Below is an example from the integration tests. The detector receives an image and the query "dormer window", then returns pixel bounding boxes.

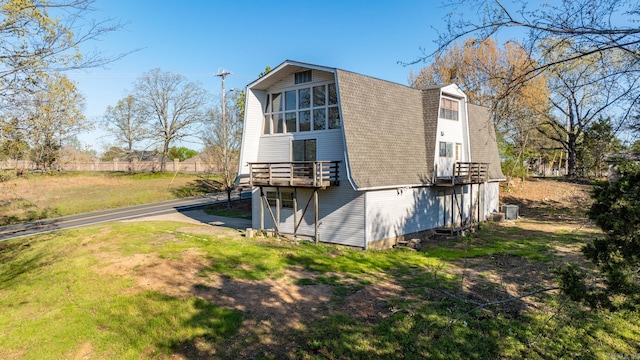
[440,97,459,121]
[295,70,312,84]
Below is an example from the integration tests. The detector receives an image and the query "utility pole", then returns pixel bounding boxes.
[216,69,232,206]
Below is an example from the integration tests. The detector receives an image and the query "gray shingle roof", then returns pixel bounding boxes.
[467,103,505,181]
[337,69,433,189]
[337,70,504,189]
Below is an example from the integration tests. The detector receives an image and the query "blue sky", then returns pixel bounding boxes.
[69,0,468,152]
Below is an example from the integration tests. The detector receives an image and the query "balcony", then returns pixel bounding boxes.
[249,161,340,188]
[434,162,489,186]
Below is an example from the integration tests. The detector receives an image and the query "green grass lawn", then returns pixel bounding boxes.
[0,171,221,225]
[1,219,638,359]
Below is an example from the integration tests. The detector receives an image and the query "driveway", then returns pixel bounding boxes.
[128,207,252,230]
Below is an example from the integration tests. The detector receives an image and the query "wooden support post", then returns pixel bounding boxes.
[289,163,294,186]
[312,162,317,187]
[276,188,281,235]
[293,188,298,239]
[477,183,480,224]
[260,187,264,230]
[450,189,454,226]
[314,189,319,245]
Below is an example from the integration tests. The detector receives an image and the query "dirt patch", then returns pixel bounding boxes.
[501,178,593,220]
[72,342,94,360]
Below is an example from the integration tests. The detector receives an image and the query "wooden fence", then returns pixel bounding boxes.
[0,158,216,173]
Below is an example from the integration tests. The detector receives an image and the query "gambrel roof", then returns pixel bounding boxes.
[336,69,504,189]
[337,69,434,189]
[467,103,505,181]
[241,60,505,190]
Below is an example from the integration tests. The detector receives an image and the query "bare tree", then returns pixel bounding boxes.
[103,94,151,170]
[133,68,208,172]
[539,41,637,176]
[410,1,640,128]
[202,90,243,207]
[415,0,640,81]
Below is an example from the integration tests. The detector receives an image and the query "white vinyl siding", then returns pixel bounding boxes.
[238,89,267,175]
[435,92,468,177]
[365,187,441,243]
[269,70,334,91]
[365,185,491,244]
[257,135,292,162]
[484,181,501,217]
[253,186,365,248]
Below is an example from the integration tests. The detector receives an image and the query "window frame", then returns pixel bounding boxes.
[292,139,317,162]
[294,70,312,84]
[439,96,459,121]
[266,190,277,207]
[263,81,340,135]
[439,141,455,158]
[281,190,294,208]
[265,189,295,209]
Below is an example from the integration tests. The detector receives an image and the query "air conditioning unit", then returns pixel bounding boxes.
[501,205,519,220]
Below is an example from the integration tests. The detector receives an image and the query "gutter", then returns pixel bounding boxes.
[355,183,432,192]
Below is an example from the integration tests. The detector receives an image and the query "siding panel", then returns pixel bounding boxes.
[238,89,267,175]
[252,186,365,248]
[257,135,292,162]
[365,187,441,242]
[270,70,335,92]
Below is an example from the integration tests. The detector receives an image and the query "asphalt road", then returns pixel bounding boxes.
[0,190,251,241]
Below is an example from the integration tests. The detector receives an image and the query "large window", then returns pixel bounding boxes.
[440,97,459,121]
[264,83,340,135]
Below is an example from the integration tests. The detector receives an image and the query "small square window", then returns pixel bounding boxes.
[294,70,312,84]
[281,190,294,208]
[266,191,277,207]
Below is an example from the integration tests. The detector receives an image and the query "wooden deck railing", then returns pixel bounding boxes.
[435,162,489,185]
[249,161,340,188]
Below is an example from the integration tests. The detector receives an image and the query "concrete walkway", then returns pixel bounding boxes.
[128,208,252,230]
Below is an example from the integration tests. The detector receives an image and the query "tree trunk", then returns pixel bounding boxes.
[226,187,232,209]
[567,134,578,177]
[160,140,169,172]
